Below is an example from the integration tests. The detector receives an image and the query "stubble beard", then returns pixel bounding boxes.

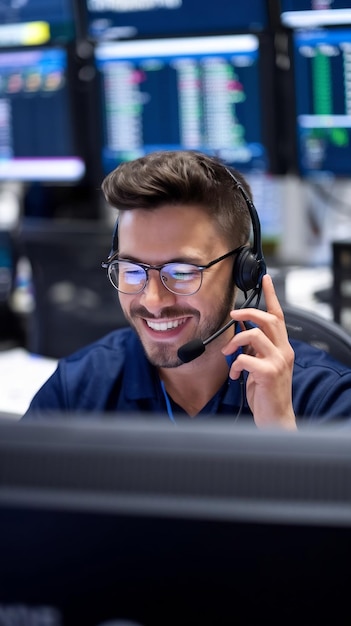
[123,289,235,368]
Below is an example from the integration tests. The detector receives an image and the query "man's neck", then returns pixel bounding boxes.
[159,349,230,417]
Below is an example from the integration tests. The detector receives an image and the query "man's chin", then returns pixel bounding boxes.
[144,343,183,369]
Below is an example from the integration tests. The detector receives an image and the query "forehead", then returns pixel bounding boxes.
[118,204,227,259]
[118,203,210,229]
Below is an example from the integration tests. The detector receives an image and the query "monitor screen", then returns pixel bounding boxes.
[0,0,76,47]
[0,47,85,182]
[95,34,277,176]
[1,418,351,625]
[85,0,269,42]
[291,28,351,176]
[280,0,351,28]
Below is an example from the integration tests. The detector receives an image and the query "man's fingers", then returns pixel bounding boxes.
[261,274,285,320]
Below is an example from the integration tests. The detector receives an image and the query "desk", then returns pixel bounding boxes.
[283,266,333,320]
[0,348,57,418]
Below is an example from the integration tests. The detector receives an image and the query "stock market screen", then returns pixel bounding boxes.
[95,34,270,175]
[292,28,351,176]
[0,47,85,181]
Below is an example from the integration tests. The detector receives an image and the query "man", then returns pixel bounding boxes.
[24,150,351,426]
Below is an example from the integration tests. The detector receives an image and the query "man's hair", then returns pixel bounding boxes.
[101,150,252,247]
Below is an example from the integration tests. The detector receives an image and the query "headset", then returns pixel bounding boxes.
[224,167,266,296]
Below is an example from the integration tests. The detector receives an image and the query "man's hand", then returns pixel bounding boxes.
[221,274,296,430]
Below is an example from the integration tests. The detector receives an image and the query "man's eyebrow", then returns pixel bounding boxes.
[118,254,204,265]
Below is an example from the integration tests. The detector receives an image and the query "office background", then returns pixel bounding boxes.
[1,0,351,375]
[2,4,351,619]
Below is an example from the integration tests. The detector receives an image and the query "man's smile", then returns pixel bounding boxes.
[145,318,188,332]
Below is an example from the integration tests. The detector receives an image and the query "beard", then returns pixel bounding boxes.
[122,288,235,369]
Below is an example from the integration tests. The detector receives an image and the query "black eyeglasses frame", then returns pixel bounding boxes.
[102,245,243,296]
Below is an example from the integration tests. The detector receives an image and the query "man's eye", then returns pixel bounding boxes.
[125,269,143,276]
[169,266,199,281]
[123,269,145,282]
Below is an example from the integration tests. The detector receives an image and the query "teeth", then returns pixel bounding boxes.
[146,319,185,332]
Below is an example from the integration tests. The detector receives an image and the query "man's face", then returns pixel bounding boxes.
[117,204,236,368]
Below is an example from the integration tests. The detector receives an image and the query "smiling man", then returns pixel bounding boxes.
[117,203,236,369]
[23,150,351,427]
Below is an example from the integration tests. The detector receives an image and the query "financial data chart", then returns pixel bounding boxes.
[292,28,351,176]
[0,48,85,181]
[95,35,269,175]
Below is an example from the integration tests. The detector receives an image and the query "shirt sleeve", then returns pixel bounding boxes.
[23,364,69,419]
[291,339,351,424]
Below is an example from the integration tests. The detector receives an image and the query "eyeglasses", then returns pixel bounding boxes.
[102,247,242,296]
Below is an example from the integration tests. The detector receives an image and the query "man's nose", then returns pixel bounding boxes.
[140,269,176,309]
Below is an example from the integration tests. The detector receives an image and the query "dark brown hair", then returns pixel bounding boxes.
[101,150,252,248]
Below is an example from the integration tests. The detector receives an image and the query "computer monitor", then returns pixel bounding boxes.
[85,0,269,42]
[19,218,127,358]
[0,0,77,47]
[290,27,351,176]
[0,46,85,182]
[94,33,278,176]
[1,417,351,626]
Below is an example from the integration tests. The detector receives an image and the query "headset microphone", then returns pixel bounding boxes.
[177,319,235,363]
[177,167,266,364]
[178,292,259,363]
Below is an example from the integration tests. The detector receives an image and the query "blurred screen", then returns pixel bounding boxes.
[85,0,269,41]
[292,28,351,176]
[0,47,85,182]
[95,34,273,175]
[0,0,76,47]
[280,0,351,28]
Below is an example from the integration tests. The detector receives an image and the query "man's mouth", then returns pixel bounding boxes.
[146,318,187,332]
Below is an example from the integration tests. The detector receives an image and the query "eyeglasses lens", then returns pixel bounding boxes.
[108,261,202,295]
[162,264,201,295]
[109,261,146,293]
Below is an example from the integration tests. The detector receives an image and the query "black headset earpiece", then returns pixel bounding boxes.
[107,218,119,259]
[224,168,266,294]
[234,245,263,293]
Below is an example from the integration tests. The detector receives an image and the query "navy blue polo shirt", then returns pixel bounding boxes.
[23,326,351,424]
